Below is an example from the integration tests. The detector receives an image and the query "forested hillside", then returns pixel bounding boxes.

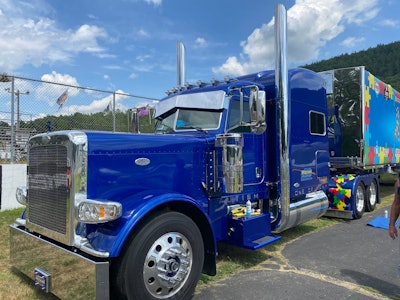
[303,41,400,91]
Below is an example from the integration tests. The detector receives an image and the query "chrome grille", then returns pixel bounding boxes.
[28,145,68,234]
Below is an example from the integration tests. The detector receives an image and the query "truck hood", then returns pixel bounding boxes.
[84,131,213,203]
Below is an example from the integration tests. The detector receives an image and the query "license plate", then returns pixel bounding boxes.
[34,268,51,293]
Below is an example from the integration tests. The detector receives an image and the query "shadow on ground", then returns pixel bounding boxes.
[341,269,400,300]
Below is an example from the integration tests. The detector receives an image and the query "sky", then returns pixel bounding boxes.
[0,0,399,117]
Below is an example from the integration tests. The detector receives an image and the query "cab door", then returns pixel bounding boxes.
[227,90,265,186]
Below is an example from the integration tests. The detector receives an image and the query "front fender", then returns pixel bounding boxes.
[86,193,212,257]
[110,193,211,256]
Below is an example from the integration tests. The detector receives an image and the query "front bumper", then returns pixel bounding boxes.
[10,224,109,300]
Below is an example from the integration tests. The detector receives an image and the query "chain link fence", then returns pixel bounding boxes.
[0,74,159,163]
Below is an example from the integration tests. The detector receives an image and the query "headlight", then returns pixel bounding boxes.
[76,199,122,223]
[16,186,27,205]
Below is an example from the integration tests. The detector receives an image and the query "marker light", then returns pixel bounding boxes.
[224,76,233,83]
[16,186,27,205]
[184,82,194,90]
[76,200,122,224]
[210,78,219,86]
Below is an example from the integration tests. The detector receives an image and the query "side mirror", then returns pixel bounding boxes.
[129,106,154,133]
[249,89,266,134]
[129,109,139,133]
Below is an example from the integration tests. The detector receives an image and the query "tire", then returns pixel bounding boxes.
[354,182,365,219]
[365,179,378,212]
[114,211,204,300]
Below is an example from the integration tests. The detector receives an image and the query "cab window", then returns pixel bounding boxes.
[310,111,326,135]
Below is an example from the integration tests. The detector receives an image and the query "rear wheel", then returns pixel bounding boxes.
[365,179,378,212]
[354,182,365,219]
[114,211,204,300]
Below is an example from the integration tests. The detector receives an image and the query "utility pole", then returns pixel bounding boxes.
[5,88,29,130]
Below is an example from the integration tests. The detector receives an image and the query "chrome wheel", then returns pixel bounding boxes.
[354,183,365,219]
[144,232,192,298]
[366,180,377,212]
[114,211,204,300]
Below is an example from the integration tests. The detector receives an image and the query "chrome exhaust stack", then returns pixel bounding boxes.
[274,3,291,232]
[176,41,186,89]
[273,4,328,232]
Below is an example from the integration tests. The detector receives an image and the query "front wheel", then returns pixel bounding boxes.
[354,182,365,219]
[114,211,204,300]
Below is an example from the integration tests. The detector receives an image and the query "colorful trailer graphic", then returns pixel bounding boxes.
[364,70,400,165]
[321,66,400,168]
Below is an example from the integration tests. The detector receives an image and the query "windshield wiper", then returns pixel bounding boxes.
[187,126,208,134]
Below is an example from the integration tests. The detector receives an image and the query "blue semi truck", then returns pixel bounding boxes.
[9,4,399,300]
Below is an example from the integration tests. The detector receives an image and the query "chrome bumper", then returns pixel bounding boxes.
[9,224,109,300]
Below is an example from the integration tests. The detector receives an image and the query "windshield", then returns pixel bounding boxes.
[155,108,221,133]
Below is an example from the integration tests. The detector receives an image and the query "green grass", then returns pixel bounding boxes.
[0,184,395,298]
[0,208,58,299]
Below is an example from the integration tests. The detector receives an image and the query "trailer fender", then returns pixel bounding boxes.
[328,173,380,219]
[328,174,357,212]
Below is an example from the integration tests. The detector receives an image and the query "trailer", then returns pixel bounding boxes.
[321,66,400,218]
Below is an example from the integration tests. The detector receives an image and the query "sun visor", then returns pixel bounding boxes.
[155,90,226,118]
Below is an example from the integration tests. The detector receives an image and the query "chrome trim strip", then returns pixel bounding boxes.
[74,235,110,258]
[360,66,366,164]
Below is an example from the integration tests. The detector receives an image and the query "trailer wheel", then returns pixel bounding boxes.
[115,211,204,300]
[354,182,365,219]
[365,179,378,212]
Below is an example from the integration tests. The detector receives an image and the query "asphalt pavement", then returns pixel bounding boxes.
[193,205,400,300]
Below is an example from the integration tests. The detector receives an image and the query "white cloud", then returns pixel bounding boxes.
[138,29,150,38]
[340,37,365,48]
[69,24,107,53]
[213,0,380,76]
[41,71,80,87]
[381,19,399,28]
[213,57,245,76]
[144,0,162,7]
[21,72,141,118]
[129,73,139,79]
[57,89,131,115]
[136,54,151,62]
[0,2,108,72]
[133,64,155,73]
[104,65,124,70]
[37,71,80,106]
[194,37,207,48]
